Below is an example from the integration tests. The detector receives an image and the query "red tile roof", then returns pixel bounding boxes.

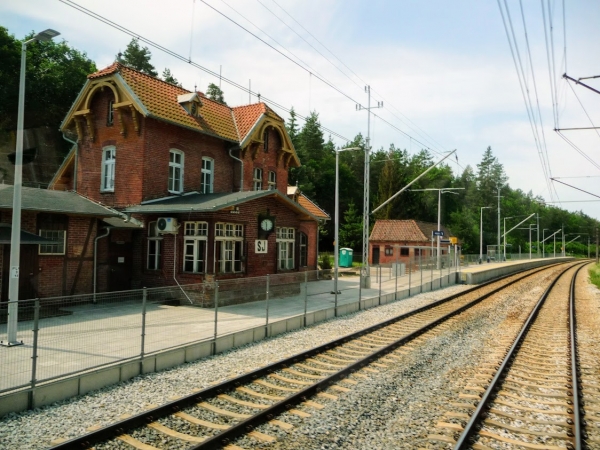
[298,194,330,220]
[370,220,452,242]
[87,63,277,144]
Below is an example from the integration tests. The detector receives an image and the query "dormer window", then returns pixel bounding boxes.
[107,100,114,126]
[263,128,269,152]
[177,93,202,118]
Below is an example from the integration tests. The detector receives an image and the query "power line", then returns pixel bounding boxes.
[554,131,600,171]
[202,0,460,167]
[58,0,351,142]
[564,78,600,140]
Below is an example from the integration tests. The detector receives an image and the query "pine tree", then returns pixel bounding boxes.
[286,107,299,149]
[119,38,157,76]
[162,68,181,86]
[339,201,363,250]
[206,83,226,104]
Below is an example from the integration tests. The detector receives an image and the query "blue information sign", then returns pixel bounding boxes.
[433,230,444,237]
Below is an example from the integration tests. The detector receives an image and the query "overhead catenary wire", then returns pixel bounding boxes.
[58,0,351,142]
[497,0,556,201]
[207,0,454,162]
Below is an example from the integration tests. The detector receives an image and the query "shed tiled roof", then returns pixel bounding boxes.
[86,63,277,144]
[0,185,120,217]
[370,220,452,242]
[298,194,330,220]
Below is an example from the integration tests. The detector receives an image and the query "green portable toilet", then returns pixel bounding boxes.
[339,248,353,267]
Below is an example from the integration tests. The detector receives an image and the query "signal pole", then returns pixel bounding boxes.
[356,85,382,288]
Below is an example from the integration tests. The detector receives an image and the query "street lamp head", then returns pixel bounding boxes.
[337,146,362,153]
[34,29,60,41]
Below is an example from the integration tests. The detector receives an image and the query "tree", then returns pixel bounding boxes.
[285,107,299,150]
[339,201,363,250]
[162,68,181,87]
[119,38,157,76]
[206,83,226,104]
[0,27,97,131]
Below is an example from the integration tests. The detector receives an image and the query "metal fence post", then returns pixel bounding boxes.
[378,265,382,305]
[430,255,433,291]
[213,282,219,355]
[29,299,40,408]
[265,275,270,337]
[408,256,412,296]
[140,288,147,361]
[439,258,442,290]
[419,252,423,293]
[304,271,308,327]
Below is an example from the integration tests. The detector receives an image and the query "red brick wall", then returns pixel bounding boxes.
[242,127,289,192]
[138,195,318,287]
[0,211,104,299]
[369,240,450,265]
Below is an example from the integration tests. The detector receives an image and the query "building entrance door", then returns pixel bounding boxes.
[108,241,132,292]
[2,245,39,301]
[372,246,380,265]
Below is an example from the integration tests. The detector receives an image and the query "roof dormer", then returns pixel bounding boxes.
[177,92,202,118]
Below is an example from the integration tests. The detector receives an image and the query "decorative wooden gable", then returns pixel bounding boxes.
[240,114,299,169]
[61,73,145,141]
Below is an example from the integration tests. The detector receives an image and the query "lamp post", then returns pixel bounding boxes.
[542,228,548,258]
[529,223,534,259]
[334,147,362,315]
[480,206,491,263]
[5,29,60,347]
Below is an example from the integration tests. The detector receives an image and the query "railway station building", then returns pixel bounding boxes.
[0,62,328,299]
[369,219,454,265]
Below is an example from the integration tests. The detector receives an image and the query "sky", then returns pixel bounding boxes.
[2,0,600,223]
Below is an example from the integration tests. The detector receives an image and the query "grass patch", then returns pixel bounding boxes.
[589,263,600,289]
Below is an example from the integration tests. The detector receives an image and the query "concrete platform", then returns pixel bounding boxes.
[0,257,571,416]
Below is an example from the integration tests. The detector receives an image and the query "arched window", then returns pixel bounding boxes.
[263,128,269,152]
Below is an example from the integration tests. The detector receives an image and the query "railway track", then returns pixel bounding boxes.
[50,263,569,450]
[429,261,593,449]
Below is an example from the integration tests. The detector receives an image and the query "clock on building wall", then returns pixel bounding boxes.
[258,211,275,239]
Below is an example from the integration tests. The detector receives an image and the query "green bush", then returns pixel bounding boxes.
[319,254,332,270]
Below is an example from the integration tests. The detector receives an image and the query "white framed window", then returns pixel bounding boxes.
[101,146,116,192]
[253,167,263,191]
[39,230,66,255]
[201,157,214,193]
[268,171,276,190]
[276,227,295,270]
[183,221,208,274]
[169,149,184,193]
[214,222,244,273]
[147,221,162,270]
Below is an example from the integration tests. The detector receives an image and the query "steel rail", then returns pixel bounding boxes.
[51,263,563,450]
[569,263,584,449]
[453,261,587,449]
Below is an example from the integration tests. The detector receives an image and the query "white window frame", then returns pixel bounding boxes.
[101,146,116,192]
[183,221,208,274]
[39,230,66,255]
[201,157,214,193]
[147,221,162,270]
[276,227,295,270]
[253,167,263,191]
[268,171,276,190]
[214,222,244,274]
[169,149,184,194]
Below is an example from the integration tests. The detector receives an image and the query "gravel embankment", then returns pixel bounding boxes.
[240,266,568,449]
[0,285,470,450]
